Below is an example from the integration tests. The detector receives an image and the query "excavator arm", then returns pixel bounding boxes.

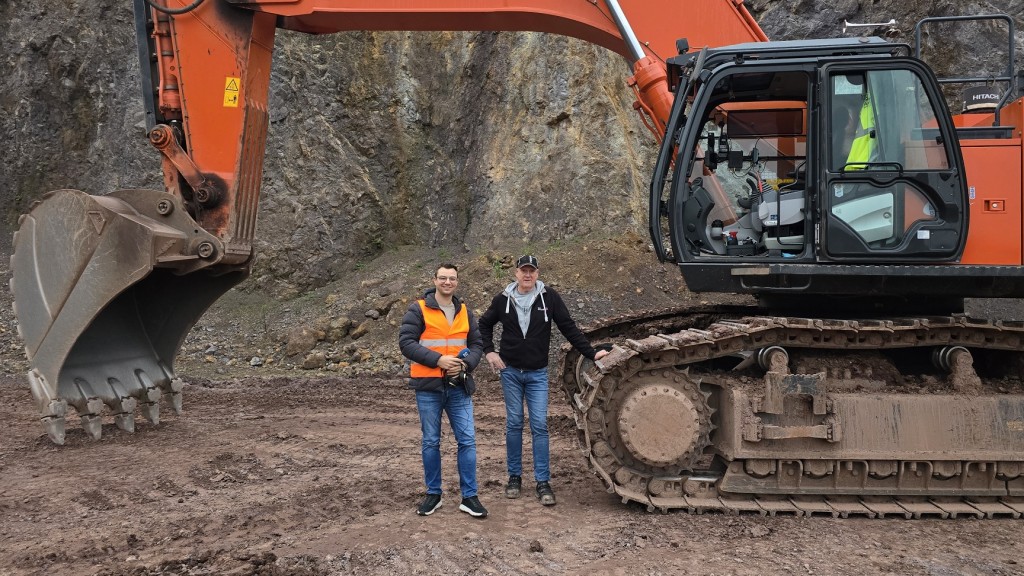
[11,0,766,443]
[136,0,765,251]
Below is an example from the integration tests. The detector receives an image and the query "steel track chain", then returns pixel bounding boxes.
[558,311,1024,518]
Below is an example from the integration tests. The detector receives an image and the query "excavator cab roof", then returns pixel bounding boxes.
[666,37,909,95]
[669,37,907,72]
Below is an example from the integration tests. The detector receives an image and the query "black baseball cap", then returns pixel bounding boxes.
[516,255,539,269]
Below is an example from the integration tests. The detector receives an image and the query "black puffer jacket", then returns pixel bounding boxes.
[398,289,484,394]
[478,283,596,370]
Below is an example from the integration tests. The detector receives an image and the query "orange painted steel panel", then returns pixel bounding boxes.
[952,100,1024,131]
[237,0,768,60]
[155,1,277,242]
[960,140,1022,265]
[947,100,1024,266]
[161,0,767,244]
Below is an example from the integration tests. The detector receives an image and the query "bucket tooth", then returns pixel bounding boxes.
[39,396,68,418]
[105,376,138,432]
[140,398,161,425]
[36,396,68,444]
[169,393,183,414]
[42,416,66,445]
[135,370,164,425]
[113,396,138,432]
[168,379,184,414]
[105,379,135,415]
[80,414,103,440]
[70,380,100,408]
[76,396,106,440]
[82,396,105,417]
[134,368,164,425]
[114,412,136,433]
[118,395,139,413]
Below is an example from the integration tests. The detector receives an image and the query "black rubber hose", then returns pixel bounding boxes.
[143,0,206,15]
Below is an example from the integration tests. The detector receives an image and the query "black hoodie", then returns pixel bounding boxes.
[478,283,597,370]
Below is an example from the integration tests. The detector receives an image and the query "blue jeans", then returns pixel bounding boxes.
[500,367,550,482]
[415,387,477,498]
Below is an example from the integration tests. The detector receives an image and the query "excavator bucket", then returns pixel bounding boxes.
[10,188,247,444]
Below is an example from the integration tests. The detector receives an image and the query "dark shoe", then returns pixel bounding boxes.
[416,493,442,516]
[536,481,556,506]
[505,475,522,499]
[459,496,488,518]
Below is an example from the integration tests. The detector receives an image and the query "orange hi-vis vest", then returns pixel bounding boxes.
[410,299,469,378]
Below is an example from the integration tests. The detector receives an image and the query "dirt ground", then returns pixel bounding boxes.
[2,370,1023,576]
[2,233,1024,576]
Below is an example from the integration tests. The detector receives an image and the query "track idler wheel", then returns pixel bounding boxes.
[607,368,713,471]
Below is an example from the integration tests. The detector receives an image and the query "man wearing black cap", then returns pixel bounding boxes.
[479,255,609,506]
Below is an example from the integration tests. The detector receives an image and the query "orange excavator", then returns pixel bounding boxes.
[12,1,1024,518]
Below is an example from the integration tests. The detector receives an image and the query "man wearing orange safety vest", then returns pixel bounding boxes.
[398,263,487,519]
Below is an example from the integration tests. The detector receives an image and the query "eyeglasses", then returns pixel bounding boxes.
[435,276,458,283]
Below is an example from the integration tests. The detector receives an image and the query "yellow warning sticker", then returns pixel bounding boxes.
[223,77,240,108]
[1009,420,1024,432]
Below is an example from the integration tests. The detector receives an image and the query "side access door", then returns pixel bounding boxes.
[819,64,967,261]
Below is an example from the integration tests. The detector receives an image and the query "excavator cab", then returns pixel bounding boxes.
[649,38,991,311]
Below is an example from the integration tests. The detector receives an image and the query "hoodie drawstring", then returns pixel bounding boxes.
[505,291,546,321]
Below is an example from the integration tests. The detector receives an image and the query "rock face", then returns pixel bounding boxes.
[1,0,1022,297]
[255,29,653,296]
[0,1,653,297]
[748,1,1024,97]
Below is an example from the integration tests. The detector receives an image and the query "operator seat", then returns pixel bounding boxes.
[682,178,718,254]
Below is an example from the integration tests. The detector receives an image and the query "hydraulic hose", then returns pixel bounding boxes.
[143,0,206,15]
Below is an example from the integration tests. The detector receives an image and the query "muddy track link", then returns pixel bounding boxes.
[558,311,1024,518]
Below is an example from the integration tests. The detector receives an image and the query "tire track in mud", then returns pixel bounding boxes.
[3,373,1024,575]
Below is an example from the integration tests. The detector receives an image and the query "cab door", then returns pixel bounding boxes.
[820,63,967,261]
